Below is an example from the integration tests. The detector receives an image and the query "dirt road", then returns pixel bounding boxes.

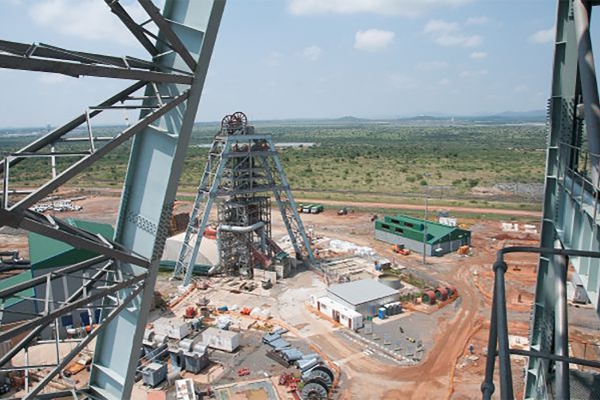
[50,187,540,218]
[295,198,541,217]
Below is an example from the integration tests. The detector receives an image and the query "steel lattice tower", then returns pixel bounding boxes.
[172,112,315,286]
[0,1,224,398]
[483,1,600,399]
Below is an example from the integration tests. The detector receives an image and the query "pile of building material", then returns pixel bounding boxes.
[30,199,83,213]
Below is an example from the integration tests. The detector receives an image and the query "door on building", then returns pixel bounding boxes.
[332,310,340,323]
[348,318,352,329]
[317,302,320,311]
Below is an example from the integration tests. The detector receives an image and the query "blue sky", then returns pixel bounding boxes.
[0,0,591,127]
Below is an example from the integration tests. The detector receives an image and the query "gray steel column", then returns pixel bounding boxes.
[553,239,570,400]
[88,2,225,398]
[574,0,600,187]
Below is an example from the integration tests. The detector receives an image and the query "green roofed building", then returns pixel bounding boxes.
[374,214,470,256]
[29,218,114,272]
[26,219,114,335]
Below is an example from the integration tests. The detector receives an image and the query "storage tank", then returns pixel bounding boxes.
[435,288,448,301]
[422,291,437,305]
[378,274,402,290]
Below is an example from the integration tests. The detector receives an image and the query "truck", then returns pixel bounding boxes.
[310,204,324,214]
[302,204,314,213]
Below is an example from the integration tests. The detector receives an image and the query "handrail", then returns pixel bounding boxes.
[482,246,600,400]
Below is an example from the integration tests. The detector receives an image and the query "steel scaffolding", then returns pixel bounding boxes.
[484,0,600,398]
[172,112,314,286]
[0,1,224,398]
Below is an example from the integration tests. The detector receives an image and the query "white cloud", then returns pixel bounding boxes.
[439,78,451,85]
[303,46,322,61]
[460,69,488,77]
[289,0,472,17]
[466,16,489,25]
[529,27,555,44]
[5,0,22,5]
[415,61,449,71]
[354,29,395,52]
[29,0,147,46]
[424,19,483,47]
[424,20,460,34]
[265,51,283,67]
[470,51,488,59]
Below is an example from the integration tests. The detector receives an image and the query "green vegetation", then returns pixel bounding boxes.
[0,122,547,208]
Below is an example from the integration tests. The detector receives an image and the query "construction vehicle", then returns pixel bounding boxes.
[391,244,410,256]
[337,207,348,216]
[63,356,92,377]
[457,245,470,255]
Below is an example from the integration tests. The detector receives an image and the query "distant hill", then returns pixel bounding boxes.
[494,110,546,118]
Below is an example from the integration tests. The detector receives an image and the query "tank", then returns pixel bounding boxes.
[378,274,402,290]
[435,288,448,301]
[422,291,437,305]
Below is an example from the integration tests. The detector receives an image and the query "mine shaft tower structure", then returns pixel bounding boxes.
[0,1,224,398]
[172,112,315,286]
[483,0,600,399]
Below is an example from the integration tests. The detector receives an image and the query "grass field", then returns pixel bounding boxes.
[1,121,547,209]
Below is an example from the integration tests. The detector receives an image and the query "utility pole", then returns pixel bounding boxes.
[423,183,429,265]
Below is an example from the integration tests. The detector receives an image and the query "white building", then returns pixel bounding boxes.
[326,279,400,316]
[310,296,363,330]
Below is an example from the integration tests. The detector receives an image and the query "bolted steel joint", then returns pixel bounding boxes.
[493,260,508,273]
[481,381,495,397]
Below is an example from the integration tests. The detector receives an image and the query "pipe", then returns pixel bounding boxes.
[493,260,514,399]
[219,221,265,233]
[553,240,570,399]
[216,221,266,266]
[481,283,497,400]
[574,0,600,188]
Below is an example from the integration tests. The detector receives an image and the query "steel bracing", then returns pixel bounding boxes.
[172,113,314,286]
[0,1,225,398]
[483,1,600,398]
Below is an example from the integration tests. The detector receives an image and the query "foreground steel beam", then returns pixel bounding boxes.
[0,81,146,174]
[574,0,600,188]
[89,2,225,398]
[0,273,145,344]
[24,284,144,400]
[0,1,225,399]
[10,91,188,210]
[0,54,193,84]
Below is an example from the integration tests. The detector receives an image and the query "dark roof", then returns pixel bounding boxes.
[327,279,398,306]
[28,219,114,270]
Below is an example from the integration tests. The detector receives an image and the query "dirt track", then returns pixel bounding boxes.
[295,198,541,217]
